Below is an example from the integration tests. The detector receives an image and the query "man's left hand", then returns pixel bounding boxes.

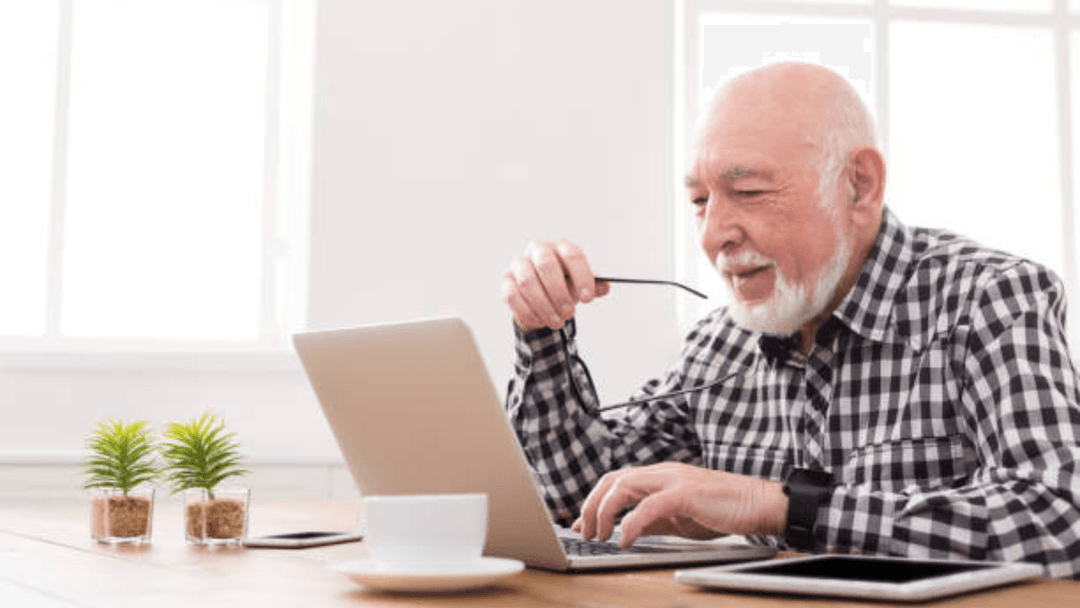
[571,462,789,547]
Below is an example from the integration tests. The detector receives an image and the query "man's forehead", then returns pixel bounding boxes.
[685,122,815,187]
[698,90,815,148]
[701,112,808,147]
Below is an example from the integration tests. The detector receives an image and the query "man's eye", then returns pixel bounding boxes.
[736,190,767,198]
[691,196,708,207]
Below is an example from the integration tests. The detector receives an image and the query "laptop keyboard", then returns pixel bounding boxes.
[560,536,681,556]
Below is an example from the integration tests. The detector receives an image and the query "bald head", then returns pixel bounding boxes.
[699,62,877,200]
[705,62,875,144]
[687,62,887,343]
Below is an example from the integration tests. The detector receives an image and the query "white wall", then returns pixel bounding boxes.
[308,0,681,400]
[0,0,684,497]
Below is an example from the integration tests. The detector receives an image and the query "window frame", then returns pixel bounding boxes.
[0,0,314,367]
[675,0,1079,354]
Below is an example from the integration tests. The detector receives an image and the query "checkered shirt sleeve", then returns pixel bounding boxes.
[505,209,1080,578]
[504,318,712,525]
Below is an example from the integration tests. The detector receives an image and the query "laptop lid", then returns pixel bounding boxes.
[294,317,571,570]
[293,317,775,571]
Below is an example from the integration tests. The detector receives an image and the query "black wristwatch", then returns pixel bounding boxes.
[782,467,835,551]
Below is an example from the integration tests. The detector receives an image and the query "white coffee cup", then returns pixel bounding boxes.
[363,493,488,566]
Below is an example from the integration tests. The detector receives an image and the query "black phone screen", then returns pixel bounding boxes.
[263,531,343,540]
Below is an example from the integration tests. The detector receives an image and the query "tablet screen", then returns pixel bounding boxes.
[734,555,994,583]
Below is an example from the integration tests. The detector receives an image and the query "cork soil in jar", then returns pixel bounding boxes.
[184,488,249,544]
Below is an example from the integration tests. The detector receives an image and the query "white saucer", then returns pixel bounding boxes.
[329,557,525,593]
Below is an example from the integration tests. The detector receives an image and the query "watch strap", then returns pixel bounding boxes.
[783,467,834,551]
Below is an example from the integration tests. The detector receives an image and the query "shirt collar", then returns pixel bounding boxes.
[831,207,913,345]
[751,208,914,363]
[757,332,801,364]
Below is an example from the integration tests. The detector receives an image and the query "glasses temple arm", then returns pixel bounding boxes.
[594,276,708,300]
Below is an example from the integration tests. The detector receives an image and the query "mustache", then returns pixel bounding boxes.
[714,250,776,273]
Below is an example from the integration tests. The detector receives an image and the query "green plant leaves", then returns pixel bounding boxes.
[159,412,251,496]
[82,413,250,497]
[82,419,158,495]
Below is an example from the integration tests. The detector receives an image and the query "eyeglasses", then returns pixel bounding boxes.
[595,276,709,300]
[563,275,755,412]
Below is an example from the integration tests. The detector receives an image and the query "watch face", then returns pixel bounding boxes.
[788,468,834,487]
[784,468,835,552]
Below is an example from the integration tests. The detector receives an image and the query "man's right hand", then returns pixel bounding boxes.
[500,239,610,333]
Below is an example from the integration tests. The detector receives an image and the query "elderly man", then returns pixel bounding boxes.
[500,62,1080,577]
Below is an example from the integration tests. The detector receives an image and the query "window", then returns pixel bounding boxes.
[0,0,313,352]
[677,1,1079,354]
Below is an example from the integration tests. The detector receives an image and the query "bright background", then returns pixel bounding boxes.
[1,0,1076,498]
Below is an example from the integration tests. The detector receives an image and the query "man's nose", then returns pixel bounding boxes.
[699,197,743,254]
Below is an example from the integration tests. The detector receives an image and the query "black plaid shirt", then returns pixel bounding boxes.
[506,208,1080,578]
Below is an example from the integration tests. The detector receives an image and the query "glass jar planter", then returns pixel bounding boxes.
[183,487,249,545]
[89,486,154,544]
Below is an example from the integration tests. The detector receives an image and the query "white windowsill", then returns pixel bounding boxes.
[0,451,343,466]
[0,349,303,374]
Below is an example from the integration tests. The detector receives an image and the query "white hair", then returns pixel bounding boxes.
[811,71,878,212]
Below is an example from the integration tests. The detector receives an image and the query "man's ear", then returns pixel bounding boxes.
[846,147,886,226]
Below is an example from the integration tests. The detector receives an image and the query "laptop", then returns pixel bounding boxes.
[293,317,776,571]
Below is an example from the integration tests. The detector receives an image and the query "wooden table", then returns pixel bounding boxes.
[1,498,1078,607]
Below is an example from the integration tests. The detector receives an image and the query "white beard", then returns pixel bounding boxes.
[716,229,852,337]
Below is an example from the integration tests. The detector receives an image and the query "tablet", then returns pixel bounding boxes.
[674,554,1043,602]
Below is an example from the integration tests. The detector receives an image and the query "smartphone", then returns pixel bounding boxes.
[242,530,364,549]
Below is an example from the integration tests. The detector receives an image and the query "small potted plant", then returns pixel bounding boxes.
[83,419,158,544]
[160,412,252,545]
